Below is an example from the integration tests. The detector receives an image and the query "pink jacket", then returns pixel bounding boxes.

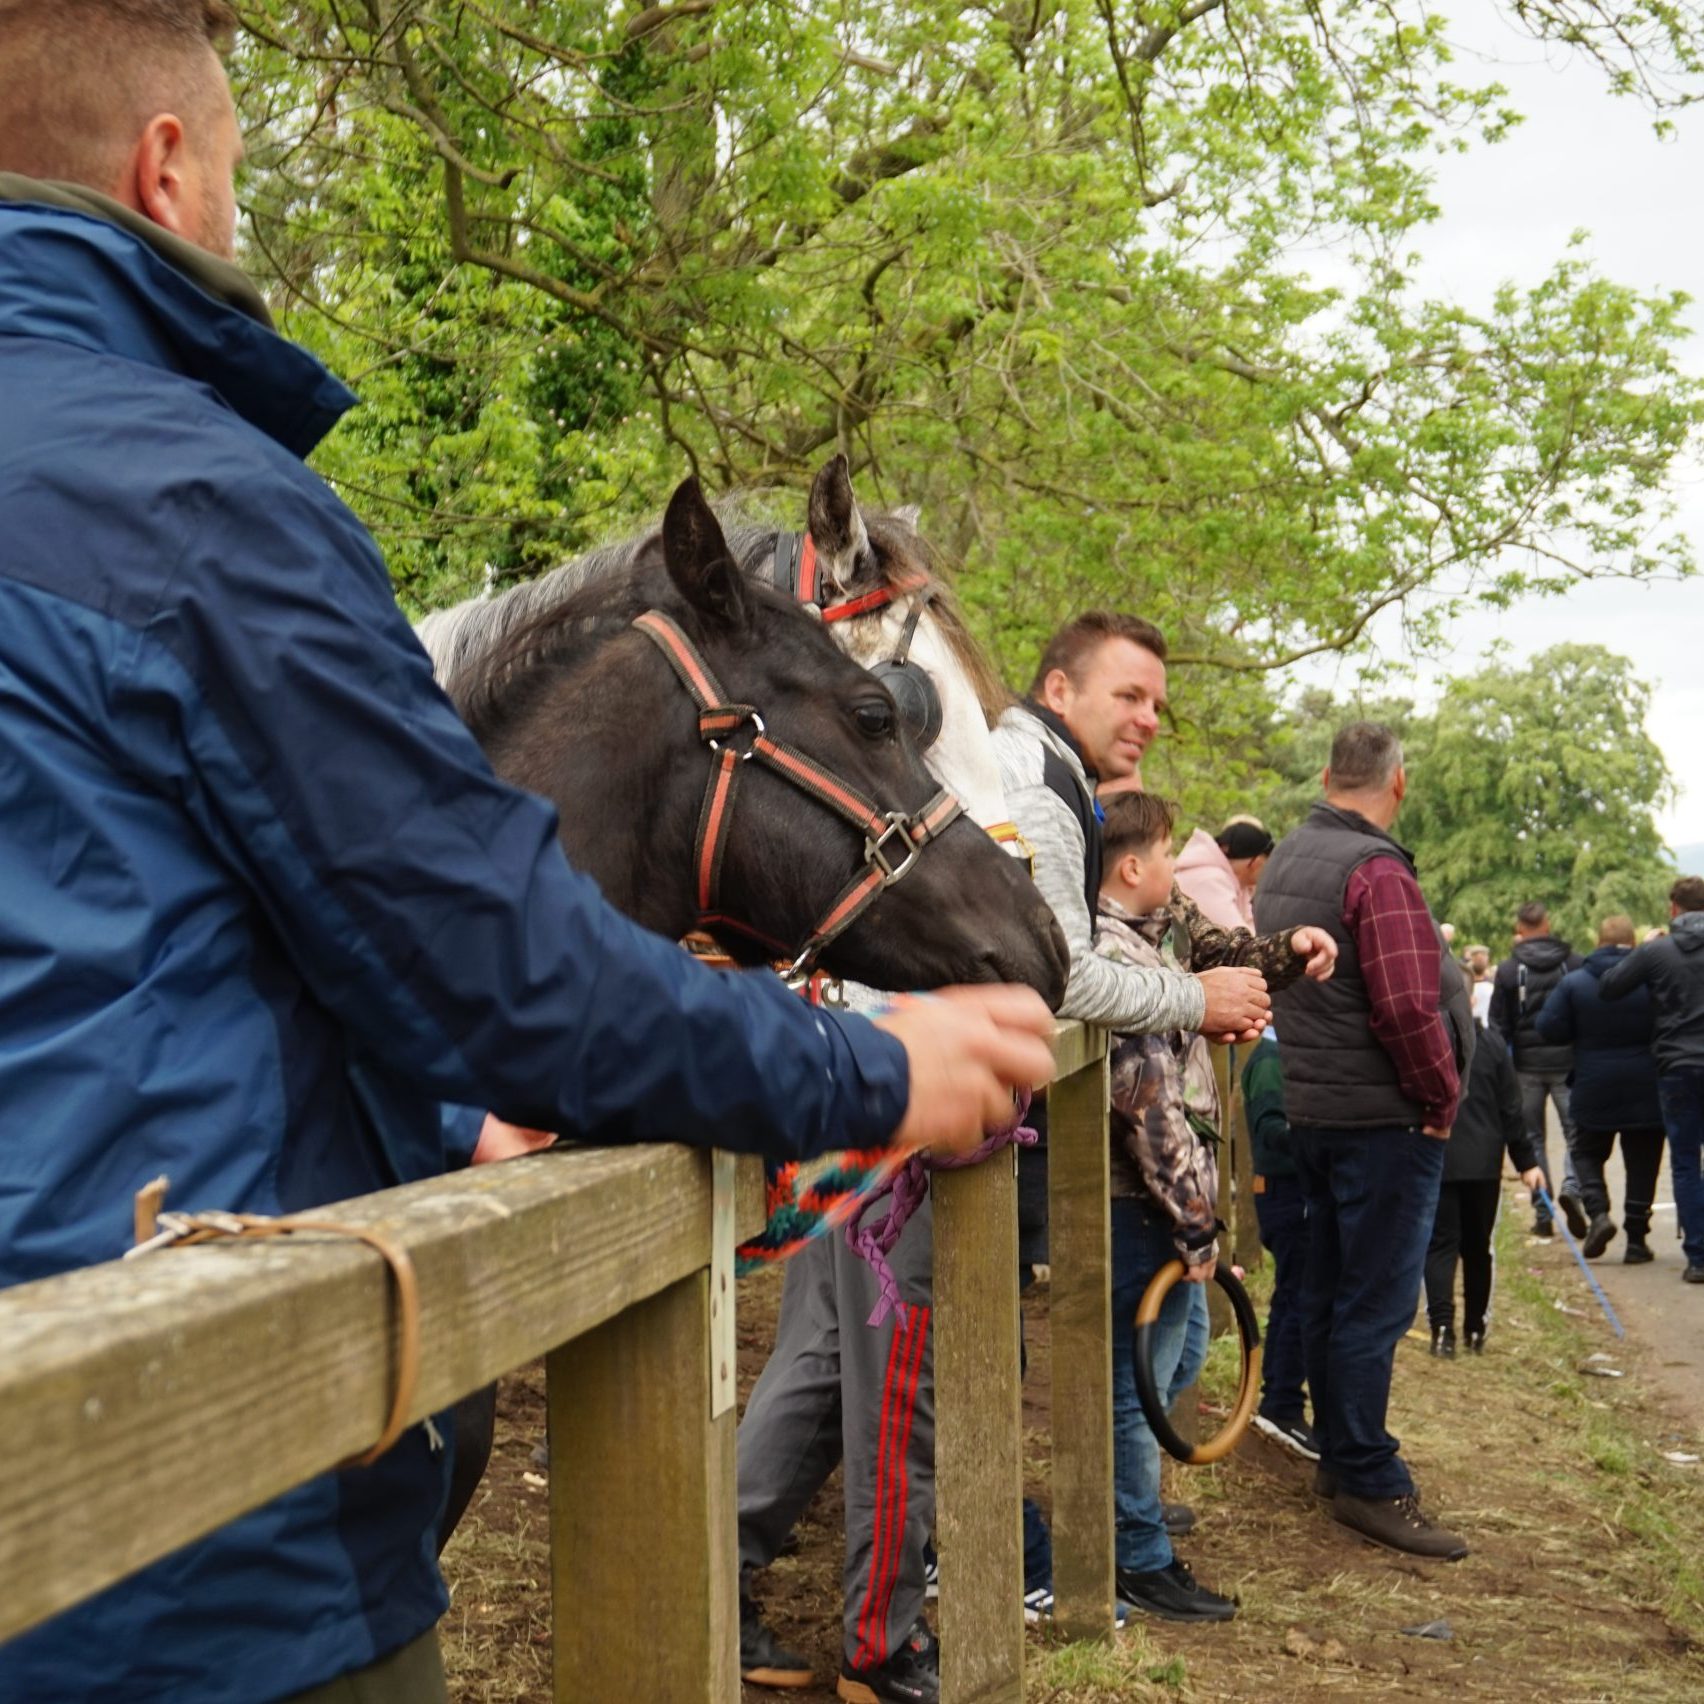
[1173,828,1252,931]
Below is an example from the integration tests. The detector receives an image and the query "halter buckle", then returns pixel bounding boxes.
[865,812,923,885]
[704,708,766,761]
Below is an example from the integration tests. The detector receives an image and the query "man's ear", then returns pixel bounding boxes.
[1393,765,1408,806]
[806,453,873,594]
[661,476,747,628]
[1038,666,1073,715]
[125,113,194,240]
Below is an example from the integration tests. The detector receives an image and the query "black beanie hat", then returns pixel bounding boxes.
[1217,820,1274,860]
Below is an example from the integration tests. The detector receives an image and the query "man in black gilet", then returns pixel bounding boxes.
[1255,724,1475,1561]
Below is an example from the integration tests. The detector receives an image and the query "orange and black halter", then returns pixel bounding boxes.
[633,609,963,978]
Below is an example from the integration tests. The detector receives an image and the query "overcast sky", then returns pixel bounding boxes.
[1295,7,1704,853]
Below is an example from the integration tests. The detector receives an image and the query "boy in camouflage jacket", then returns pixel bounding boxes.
[1094,791,1327,1622]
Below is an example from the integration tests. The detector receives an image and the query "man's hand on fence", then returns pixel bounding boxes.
[875,986,1057,1158]
[1289,927,1338,981]
[1195,964,1271,1045]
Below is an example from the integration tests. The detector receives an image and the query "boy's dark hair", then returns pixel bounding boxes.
[1516,901,1549,929]
[1101,791,1176,864]
[1028,611,1167,697]
[1672,876,1704,914]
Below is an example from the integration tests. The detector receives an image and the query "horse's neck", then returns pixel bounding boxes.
[843,605,1010,829]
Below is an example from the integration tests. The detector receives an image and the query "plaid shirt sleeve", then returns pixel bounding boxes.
[1344,857,1461,1129]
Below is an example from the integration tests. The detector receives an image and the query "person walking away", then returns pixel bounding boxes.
[1599,877,1704,1284]
[1534,916,1665,1263]
[0,11,1057,1700]
[1424,967,1546,1355]
[1254,723,1475,1560]
[1489,904,1584,1237]
[1241,1030,1319,1459]
[1174,816,1274,930]
[1094,792,1320,1620]
[1467,947,1494,1028]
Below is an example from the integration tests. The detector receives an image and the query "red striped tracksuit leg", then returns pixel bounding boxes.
[841,1192,936,1673]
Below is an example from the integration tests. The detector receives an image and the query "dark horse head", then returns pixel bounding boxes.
[435,478,1066,1003]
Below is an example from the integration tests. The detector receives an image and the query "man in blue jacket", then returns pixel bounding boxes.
[1534,916,1665,1263]
[1600,878,1704,1284]
[0,6,1055,1701]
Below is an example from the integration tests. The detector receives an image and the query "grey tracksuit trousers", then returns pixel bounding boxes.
[737,1191,935,1672]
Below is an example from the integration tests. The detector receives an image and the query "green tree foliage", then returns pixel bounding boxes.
[1401,645,1677,944]
[228,0,1704,652]
[1256,648,1677,944]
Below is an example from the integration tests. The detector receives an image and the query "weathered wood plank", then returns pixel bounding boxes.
[549,1269,738,1702]
[934,1147,1025,1704]
[1048,1017,1103,1082]
[0,1143,762,1644]
[1045,1039,1116,1644]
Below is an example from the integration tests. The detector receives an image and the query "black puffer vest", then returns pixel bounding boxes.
[1253,802,1474,1129]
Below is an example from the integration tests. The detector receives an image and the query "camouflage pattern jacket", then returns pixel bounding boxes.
[1096,887,1307,1267]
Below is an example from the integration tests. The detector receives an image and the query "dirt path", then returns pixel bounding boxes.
[441,1184,1704,1703]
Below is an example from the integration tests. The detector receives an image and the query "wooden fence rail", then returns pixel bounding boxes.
[0,1021,1114,1703]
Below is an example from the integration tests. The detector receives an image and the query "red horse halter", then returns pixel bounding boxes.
[633,610,964,978]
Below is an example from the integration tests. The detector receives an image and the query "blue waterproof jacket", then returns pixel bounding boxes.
[1533,945,1661,1131]
[0,189,908,1703]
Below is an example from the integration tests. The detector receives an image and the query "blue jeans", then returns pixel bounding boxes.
[1659,1069,1704,1268]
[1291,1125,1445,1499]
[1111,1201,1196,1573]
[1254,1174,1310,1426]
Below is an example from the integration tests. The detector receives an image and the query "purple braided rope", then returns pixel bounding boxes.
[845,1091,1037,1328]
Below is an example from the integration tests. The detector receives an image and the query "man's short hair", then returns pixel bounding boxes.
[1598,914,1635,947]
[1672,876,1704,914]
[1326,722,1402,792]
[1101,791,1176,865]
[0,0,235,188]
[1029,612,1167,697]
[1516,901,1549,930]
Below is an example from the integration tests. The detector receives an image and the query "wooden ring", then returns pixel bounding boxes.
[1133,1258,1263,1466]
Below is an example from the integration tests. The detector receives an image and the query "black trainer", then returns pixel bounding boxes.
[741,1593,813,1690]
[1163,1501,1197,1536]
[1684,1263,1704,1285]
[1464,1327,1486,1354]
[1429,1324,1455,1359]
[1533,1215,1554,1239]
[1253,1413,1322,1461]
[838,1619,938,1704]
[1625,1239,1654,1265]
[1115,1558,1237,1623]
[1332,1491,1468,1560]
[1582,1213,1617,1259]
[1558,1190,1591,1239]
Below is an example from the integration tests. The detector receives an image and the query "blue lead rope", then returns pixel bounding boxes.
[1533,1185,1626,1339]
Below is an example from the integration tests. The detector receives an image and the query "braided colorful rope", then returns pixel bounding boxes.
[734,1092,1038,1329]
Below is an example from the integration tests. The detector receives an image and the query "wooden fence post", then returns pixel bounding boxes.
[934,1147,1025,1703]
[548,1256,736,1701]
[1045,1032,1115,1644]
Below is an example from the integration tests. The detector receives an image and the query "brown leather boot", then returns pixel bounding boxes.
[1332,1491,1468,1560]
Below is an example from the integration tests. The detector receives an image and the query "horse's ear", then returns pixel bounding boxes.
[662,477,748,627]
[891,503,922,531]
[807,453,874,594]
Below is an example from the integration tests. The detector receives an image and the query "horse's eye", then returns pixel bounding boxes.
[853,701,895,739]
